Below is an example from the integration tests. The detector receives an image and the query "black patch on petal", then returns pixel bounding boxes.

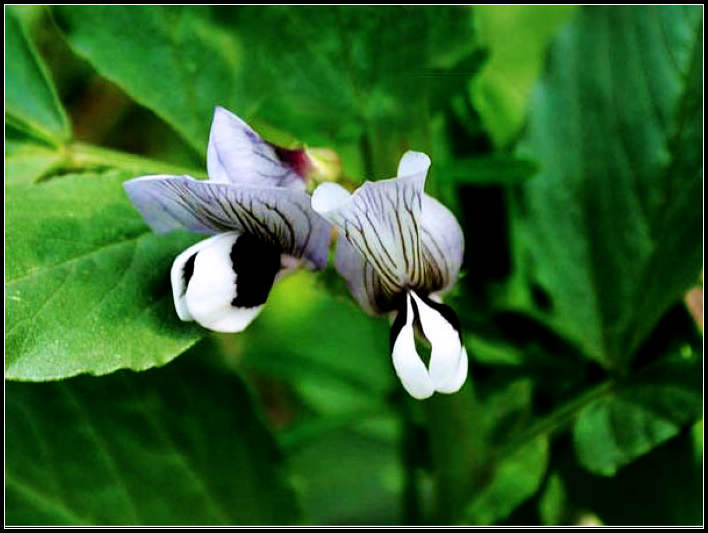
[182,253,197,295]
[389,293,409,354]
[415,291,463,341]
[230,233,282,308]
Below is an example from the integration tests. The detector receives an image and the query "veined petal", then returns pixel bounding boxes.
[420,194,464,295]
[330,193,464,313]
[334,234,391,315]
[410,291,467,393]
[312,151,430,295]
[172,231,286,332]
[390,293,435,399]
[124,175,331,269]
[207,106,306,190]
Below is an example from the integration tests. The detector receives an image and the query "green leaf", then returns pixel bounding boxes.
[239,270,395,419]
[438,155,538,186]
[471,6,576,147]
[5,347,299,525]
[226,6,477,145]
[53,6,248,154]
[512,6,702,368]
[538,472,567,526]
[573,346,702,476]
[5,169,204,380]
[287,428,403,524]
[464,435,549,525]
[5,8,71,144]
[5,137,65,185]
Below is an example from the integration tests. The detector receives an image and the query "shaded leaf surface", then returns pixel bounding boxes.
[5,349,299,525]
[5,170,203,380]
[6,8,70,144]
[573,338,702,476]
[471,5,576,147]
[513,6,703,368]
[53,6,248,153]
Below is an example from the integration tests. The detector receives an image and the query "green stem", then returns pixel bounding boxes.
[423,382,485,524]
[66,142,206,178]
[499,379,614,460]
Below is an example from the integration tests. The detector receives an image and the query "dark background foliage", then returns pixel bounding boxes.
[5,5,703,525]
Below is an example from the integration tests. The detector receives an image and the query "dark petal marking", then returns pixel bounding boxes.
[182,253,197,295]
[230,233,282,308]
[415,291,462,341]
[389,293,409,354]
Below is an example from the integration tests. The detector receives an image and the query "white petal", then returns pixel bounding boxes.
[310,182,352,213]
[410,292,465,393]
[436,346,468,394]
[391,293,435,400]
[170,234,236,321]
[397,150,431,178]
[180,232,277,333]
[207,106,305,190]
[421,194,464,294]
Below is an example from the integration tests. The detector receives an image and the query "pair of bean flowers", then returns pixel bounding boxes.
[124,107,467,400]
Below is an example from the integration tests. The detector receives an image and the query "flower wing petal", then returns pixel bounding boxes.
[410,292,467,394]
[391,293,435,399]
[207,106,305,190]
[124,175,331,269]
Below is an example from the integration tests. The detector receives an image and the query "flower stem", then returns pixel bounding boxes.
[63,142,206,178]
[423,382,486,524]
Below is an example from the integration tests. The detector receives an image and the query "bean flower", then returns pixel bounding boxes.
[312,152,467,399]
[124,107,331,332]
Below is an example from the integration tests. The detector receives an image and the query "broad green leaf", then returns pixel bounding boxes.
[464,435,549,525]
[471,6,576,147]
[573,346,702,476]
[5,8,71,144]
[53,6,248,154]
[5,170,203,380]
[5,138,65,185]
[224,6,477,150]
[5,347,299,525]
[512,6,702,368]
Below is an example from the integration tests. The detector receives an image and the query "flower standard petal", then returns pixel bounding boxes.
[312,154,429,296]
[391,293,435,400]
[207,106,306,190]
[123,175,331,270]
[420,194,465,295]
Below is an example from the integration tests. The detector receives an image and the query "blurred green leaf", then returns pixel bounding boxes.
[464,435,549,525]
[53,6,248,154]
[6,8,71,145]
[5,137,65,185]
[287,428,402,525]
[573,344,702,476]
[538,472,567,526]
[5,170,204,380]
[239,270,394,419]
[512,6,702,369]
[471,6,576,147]
[439,155,538,185]
[5,348,299,525]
